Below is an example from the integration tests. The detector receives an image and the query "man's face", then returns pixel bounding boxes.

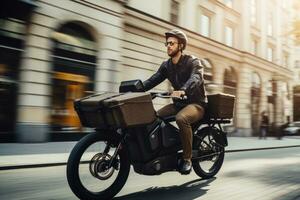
[165,37,180,57]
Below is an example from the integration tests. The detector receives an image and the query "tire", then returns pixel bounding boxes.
[192,127,225,179]
[66,132,130,200]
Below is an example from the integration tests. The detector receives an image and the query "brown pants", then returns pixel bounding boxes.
[157,103,205,161]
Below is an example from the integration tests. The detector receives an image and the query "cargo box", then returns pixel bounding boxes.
[74,93,120,128]
[207,93,235,119]
[103,93,156,127]
[74,92,157,128]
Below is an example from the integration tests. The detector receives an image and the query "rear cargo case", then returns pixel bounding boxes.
[207,93,235,119]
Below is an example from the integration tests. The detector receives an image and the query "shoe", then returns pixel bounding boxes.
[179,160,192,175]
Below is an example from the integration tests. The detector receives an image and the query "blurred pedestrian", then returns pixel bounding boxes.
[259,111,269,139]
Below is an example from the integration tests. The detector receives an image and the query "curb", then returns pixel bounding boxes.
[0,162,67,171]
[1,145,300,171]
[226,145,300,153]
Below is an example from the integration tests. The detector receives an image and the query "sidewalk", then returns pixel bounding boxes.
[0,136,300,170]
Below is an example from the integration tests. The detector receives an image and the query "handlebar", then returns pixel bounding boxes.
[150,92,187,100]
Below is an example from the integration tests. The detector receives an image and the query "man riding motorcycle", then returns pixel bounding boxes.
[143,29,207,174]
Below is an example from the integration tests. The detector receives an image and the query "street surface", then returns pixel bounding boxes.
[0,147,299,200]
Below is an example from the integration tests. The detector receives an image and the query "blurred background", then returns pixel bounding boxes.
[0,0,299,142]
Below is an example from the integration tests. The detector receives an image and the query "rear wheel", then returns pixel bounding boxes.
[66,132,130,200]
[192,127,225,179]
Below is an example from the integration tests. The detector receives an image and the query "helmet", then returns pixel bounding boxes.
[165,29,188,50]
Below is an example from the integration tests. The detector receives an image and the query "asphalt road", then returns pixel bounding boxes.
[0,147,299,200]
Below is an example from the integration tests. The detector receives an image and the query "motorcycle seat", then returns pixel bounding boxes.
[160,115,176,123]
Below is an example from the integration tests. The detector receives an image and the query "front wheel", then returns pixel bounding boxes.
[66,132,130,200]
[192,127,225,179]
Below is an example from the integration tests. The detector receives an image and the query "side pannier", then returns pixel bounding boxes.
[74,93,120,128]
[103,93,156,128]
[74,92,157,128]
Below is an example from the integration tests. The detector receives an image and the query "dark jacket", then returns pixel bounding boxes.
[261,115,269,127]
[143,54,207,106]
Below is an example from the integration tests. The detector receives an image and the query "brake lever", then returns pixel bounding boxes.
[150,92,171,99]
[151,92,187,100]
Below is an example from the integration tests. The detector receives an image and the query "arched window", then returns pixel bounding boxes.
[52,23,96,58]
[252,73,261,88]
[50,22,97,132]
[0,18,26,134]
[201,58,213,94]
[222,67,237,131]
[251,72,261,135]
[223,67,237,95]
[202,58,213,81]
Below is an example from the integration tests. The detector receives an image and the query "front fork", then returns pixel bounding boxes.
[103,130,127,169]
[107,141,123,169]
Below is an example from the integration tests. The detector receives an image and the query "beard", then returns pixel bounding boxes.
[168,46,181,57]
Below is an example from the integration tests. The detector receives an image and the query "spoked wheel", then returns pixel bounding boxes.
[192,127,225,179]
[66,132,130,200]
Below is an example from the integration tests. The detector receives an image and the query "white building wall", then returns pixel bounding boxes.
[128,0,165,20]
[15,0,297,141]
[124,0,295,135]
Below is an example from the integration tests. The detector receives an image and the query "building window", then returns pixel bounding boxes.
[267,13,273,36]
[0,18,25,134]
[200,14,210,37]
[223,67,237,96]
[250,0,257,25]
[267,81,273,97]
[267,47,273,62]
[251,72,261,133]
[225,26,233,47]
[51,22,97,132]
[251,39,258,55]
[224,0,233,8]
[201,59,213,82]
[170,0,179,24]
[0,18,25,42]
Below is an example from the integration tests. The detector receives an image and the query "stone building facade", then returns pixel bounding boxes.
[1,0,126,142]
[0,0,296,142]
[126,0,295,136]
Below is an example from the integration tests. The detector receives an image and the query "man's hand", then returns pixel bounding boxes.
[171,90,185,98]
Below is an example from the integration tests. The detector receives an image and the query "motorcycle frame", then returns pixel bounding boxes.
[96,116,230,176]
